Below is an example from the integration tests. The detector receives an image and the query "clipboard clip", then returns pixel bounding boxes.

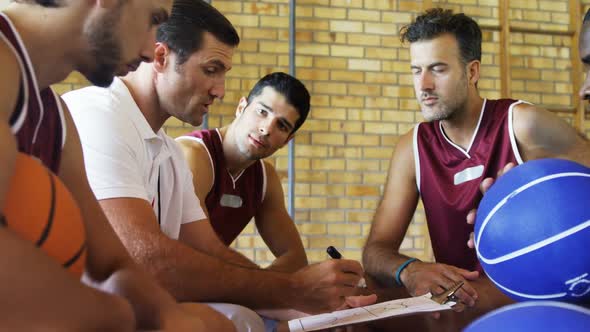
[431,281,464,305]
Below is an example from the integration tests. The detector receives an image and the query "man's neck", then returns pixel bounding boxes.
[439,95,485,150]
[3,6,83,90]
[219,126,258,177]
[121,67,169,134]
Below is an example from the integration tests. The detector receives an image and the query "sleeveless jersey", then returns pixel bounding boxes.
[0,13,66,173]
[414,99,525,272]
[1,13,84,278]
[180,129,266,245]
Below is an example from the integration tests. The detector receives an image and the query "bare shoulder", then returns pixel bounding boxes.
[177,136,210,166]
[397,127,417,153]
[176,136,215,196]
[261,159,278,175]
[512,102,550,121]
[389,127,417,170]
[261,160,280,186]
[0,39,21,119]
[512,103,587,162]
[260,160,285,201]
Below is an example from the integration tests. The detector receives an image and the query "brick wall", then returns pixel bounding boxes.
[53,0,586,266]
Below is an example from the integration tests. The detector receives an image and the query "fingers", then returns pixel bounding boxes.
[344,294,377,308]
[466,209,476,225]
[467,231,475,249]
[479,177,495,194]
[440,268,479,306]
[332,259,364,277]
[460,270,480,281]
[480,163,516,195]
[499,162,515,177]
[466,209,477,249]
[451,301,466,313]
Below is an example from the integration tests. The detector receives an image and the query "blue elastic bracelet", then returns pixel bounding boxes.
[394,258,419,286]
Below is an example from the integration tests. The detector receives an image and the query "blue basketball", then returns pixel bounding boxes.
[474,158,590,303]
[463,301,590,332]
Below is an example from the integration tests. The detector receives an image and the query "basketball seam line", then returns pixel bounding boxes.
[36,169,55,246]
[63,242,86,268]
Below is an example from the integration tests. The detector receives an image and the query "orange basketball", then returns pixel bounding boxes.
[4,153,87,277]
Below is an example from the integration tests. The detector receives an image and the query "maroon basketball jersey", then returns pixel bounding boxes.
[414,99,525,272]
[181,129,266,245]
[1,13,65,173]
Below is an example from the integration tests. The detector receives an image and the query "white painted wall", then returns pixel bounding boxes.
[0,0,9,9]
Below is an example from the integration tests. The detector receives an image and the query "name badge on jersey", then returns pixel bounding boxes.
[220,194,243,208]
[454,165,484,185]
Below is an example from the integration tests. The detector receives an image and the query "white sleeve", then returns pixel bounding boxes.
[180,150,207,224]
[64,90,149,201]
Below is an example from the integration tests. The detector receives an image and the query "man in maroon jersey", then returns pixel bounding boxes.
[0,1,232,330]
[363,8,590,314]
[177,72,309,273]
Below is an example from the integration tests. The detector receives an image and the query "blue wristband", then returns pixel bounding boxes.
[395,258,419,286]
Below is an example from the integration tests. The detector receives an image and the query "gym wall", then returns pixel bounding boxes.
[48,0,590,266]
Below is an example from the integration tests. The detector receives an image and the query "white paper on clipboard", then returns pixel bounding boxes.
[288,294,454,332]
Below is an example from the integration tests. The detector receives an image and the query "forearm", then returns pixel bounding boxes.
[266,250,308,273]
[217,246,260,269]
[0,229,135,331]
[363,241,414,287]
[131,232,294,309]
[85,262,179,330]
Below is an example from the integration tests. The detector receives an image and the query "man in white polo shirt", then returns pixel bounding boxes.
[65,1,371,331]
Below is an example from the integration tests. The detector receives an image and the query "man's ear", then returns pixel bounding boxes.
[468,60,480,86]
[153,43,170,73]
[235,97,248,117]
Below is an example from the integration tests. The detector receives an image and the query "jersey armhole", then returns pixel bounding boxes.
[412,123,421,194]
[176,136,216,186]
[0,31,28,134]
[260,160,268,203]
[508,100,530,165]
[51,89,67,148]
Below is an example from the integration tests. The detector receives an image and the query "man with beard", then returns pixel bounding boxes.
[363,8,590,314]
[0,0,232,330]
[65,1,373,330]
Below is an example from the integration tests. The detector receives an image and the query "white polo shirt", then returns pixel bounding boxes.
[63,77,205,239]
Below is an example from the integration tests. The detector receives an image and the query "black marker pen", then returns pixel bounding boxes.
[326,246,367,288]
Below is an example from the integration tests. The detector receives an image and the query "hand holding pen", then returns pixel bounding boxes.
[327,246,367,288]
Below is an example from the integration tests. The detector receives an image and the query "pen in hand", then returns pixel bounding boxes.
[326,246,367,288]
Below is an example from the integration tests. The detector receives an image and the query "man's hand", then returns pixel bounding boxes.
[400,261,479,310]
[467,163,516,249]
[341,294,378,309]
[289,259,370,313]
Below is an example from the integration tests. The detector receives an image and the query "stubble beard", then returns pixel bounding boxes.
[83,6,123,87]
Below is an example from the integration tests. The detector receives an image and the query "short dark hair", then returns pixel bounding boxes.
[584,8,590,24]
[400,8,482,64]
[156,0,239,65]
[247,72,311,134]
